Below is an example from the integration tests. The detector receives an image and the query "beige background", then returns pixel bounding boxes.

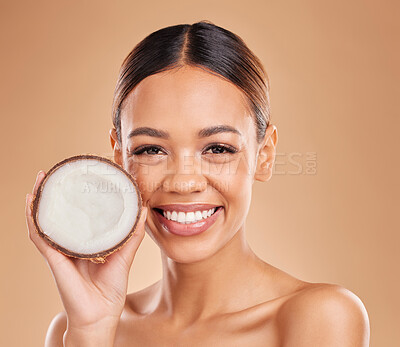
[1,0,398,346]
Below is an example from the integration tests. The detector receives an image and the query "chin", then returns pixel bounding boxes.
[160,241,225,264]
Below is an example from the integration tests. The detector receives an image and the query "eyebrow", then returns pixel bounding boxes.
[127,125,242,139]
[127,127,169,139]
[198,125,242,138]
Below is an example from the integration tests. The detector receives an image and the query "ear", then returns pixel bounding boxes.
[109,128,123,166]
[254,124,278,182]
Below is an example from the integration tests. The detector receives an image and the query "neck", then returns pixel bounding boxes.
[155,226,269,325]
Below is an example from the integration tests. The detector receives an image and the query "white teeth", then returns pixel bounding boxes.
[177,212,186,223]
[162,207,219,224]
[195,211,203,221]
[185,212,195,224]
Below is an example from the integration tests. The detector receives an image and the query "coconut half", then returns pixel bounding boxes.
[31,155,142,263]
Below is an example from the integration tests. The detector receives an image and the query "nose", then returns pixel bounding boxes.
[162,153,208,194]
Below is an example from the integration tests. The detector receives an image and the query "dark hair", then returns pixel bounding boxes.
[112,20,271,145]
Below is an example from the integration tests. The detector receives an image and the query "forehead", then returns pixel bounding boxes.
[119,66,254,141]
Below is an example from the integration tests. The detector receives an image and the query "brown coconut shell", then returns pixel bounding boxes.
[31,154,142,264]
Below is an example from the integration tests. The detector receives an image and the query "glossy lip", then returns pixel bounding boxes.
[153,203,222,213]
[153,206,224,236]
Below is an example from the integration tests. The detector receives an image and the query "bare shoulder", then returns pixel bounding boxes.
[276,283,370,346]
[44,311,67,347]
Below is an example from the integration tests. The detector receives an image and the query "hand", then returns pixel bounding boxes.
[25,170,147,330]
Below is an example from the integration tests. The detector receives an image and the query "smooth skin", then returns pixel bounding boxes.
[26,65,370,346]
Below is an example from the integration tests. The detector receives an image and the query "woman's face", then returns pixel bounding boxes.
[111,65,275,263]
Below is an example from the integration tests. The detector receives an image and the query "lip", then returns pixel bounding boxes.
[153,206,224,236]
[153,203,221,213]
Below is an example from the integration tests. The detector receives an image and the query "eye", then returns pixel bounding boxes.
[203,144,238,155]
[130,145,166,156]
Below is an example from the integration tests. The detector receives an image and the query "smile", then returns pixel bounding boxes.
[159,207,217,224]
[152,206,224,236]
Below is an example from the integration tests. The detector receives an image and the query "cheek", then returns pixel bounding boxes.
[216,154,254,219]
[212,151,254,187]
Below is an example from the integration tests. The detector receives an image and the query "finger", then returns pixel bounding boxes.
[27,170,45,240]
[107,206,148,270]
[32,170,46,195]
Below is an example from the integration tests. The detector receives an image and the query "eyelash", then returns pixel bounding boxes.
[130,143,238,156]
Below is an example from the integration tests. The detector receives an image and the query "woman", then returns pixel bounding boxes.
[25,21,370,346]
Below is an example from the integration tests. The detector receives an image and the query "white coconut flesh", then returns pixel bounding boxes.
[36,158,140,256]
